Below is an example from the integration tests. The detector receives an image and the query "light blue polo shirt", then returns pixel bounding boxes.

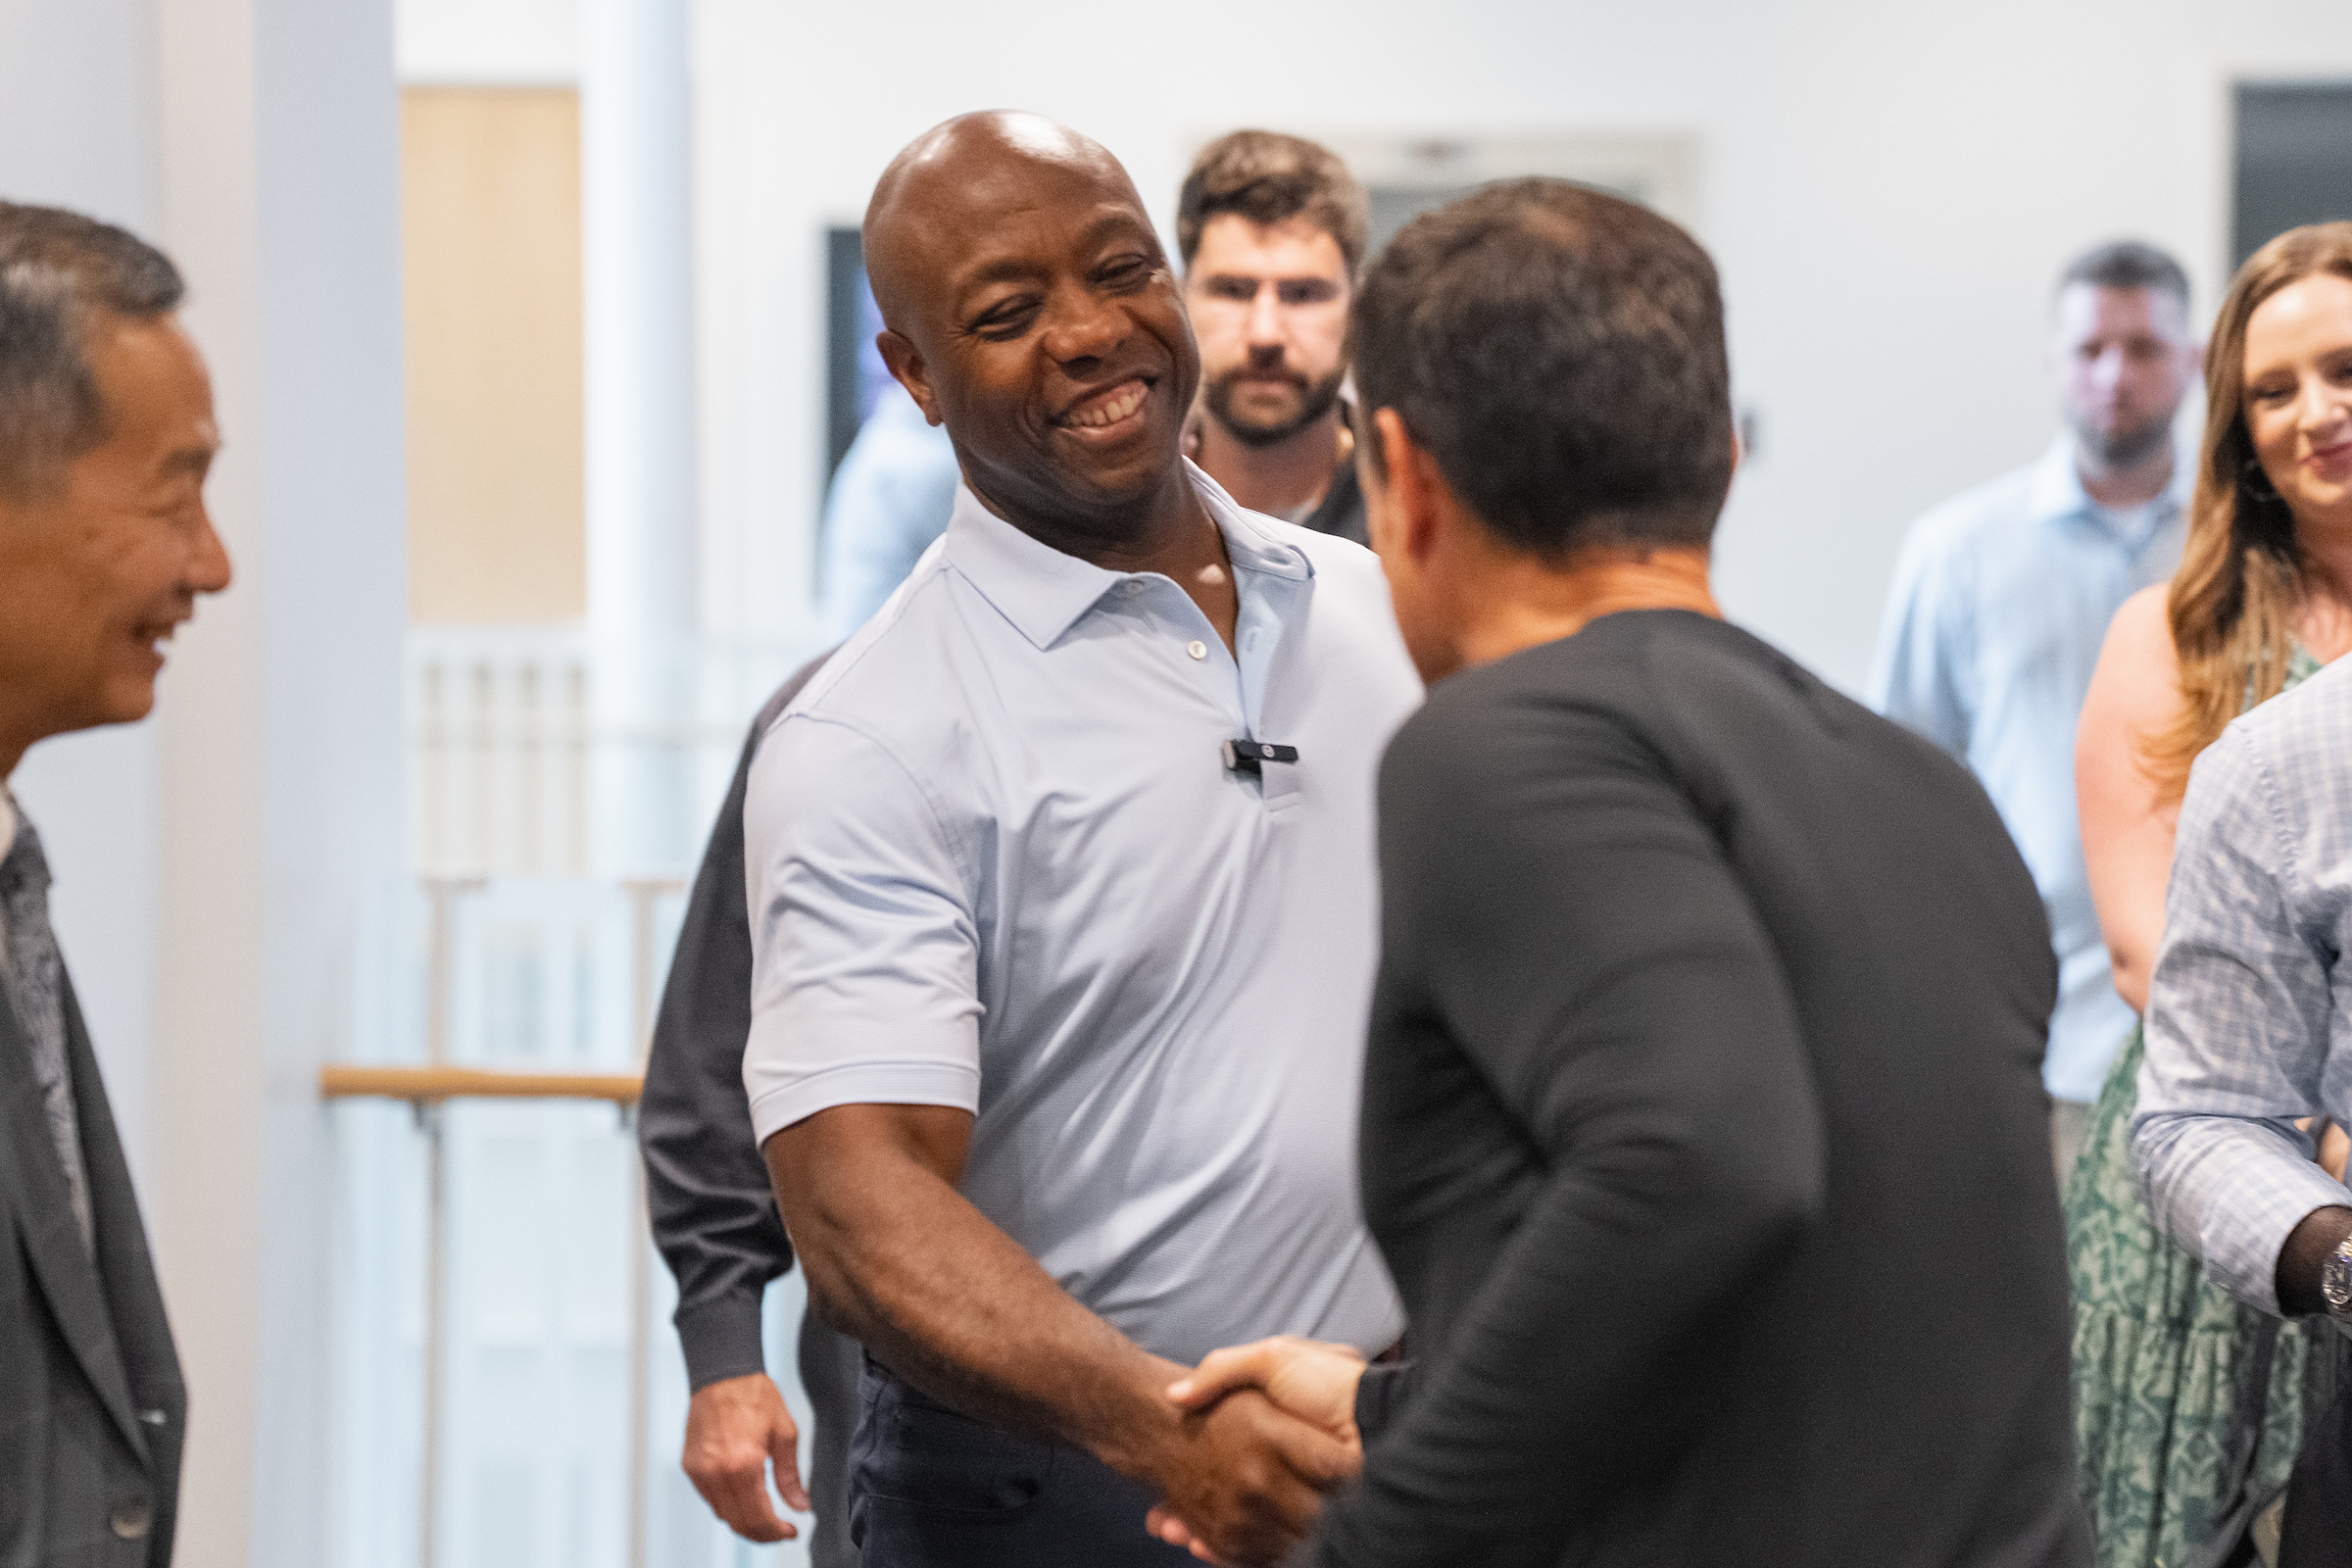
[743,462,1417,1365]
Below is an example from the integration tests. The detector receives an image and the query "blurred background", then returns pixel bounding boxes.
[4,0,2352,1563]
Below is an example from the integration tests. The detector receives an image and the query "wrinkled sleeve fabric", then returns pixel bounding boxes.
[2135,722,2348,1315]
[1310,700,1828,1568]
[639,662,828,1391]
[1868,519,1973,759]
[742,711,982,1146]
[1350,1360,1416,1446]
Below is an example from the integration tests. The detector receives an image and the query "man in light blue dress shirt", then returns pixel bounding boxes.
[817,381,961,641]
[1872,240,2201,1176]
[745,113,1418,1568]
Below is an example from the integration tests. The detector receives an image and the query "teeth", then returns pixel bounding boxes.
[1070,383,1146,428]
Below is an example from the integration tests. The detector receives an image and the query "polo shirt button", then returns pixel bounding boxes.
[111,1498,153,1541]
[1186,640,1206,661]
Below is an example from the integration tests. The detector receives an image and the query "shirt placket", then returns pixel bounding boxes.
[1116,567,1304,808]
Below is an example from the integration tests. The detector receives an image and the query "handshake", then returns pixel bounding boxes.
[1129,1336,1378,1567]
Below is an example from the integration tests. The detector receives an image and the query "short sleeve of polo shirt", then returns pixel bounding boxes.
[741,710,983,1145]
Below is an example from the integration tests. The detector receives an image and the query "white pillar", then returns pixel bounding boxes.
[582,0,699,877]
[145,2,409,1565]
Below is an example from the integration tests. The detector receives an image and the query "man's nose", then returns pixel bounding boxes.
[1043,290,1127,368]
[187,506,234,595]
[1246,281,1285,345]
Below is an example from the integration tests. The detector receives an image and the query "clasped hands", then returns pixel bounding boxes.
[1139,1336,1372,1566]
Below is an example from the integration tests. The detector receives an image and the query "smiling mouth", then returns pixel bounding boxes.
[1059,379,1150,431]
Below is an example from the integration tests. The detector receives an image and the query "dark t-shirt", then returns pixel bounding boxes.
[1318,611,2085,1568]
[1298,459,1367,547]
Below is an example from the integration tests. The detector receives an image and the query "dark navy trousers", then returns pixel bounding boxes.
[849,1362,1195,1568]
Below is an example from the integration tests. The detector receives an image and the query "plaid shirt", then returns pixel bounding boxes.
[2135,656,2352,1314]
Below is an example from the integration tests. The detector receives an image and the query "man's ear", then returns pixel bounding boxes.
[877,329,943,426]
[1375,407,1446,564]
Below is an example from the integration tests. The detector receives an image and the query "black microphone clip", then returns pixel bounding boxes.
[1222,738,1299,776]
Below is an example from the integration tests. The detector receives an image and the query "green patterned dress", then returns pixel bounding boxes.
[2065,643,2327,1568]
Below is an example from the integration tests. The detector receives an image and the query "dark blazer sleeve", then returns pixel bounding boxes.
[640,649,834,1392]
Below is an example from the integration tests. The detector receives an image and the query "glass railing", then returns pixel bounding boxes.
[320,874,815,1568]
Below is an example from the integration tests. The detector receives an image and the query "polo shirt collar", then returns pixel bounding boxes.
[2025,431,2196,530]
[943,459,1314,651]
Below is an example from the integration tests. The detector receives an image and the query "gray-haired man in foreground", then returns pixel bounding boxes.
[0,202,232,1565]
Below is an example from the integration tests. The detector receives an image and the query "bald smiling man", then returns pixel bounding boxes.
[742,115,1421,1567]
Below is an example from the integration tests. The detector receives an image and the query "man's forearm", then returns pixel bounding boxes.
[764,1104,1185,1481]
[768,1104,1359,1567]
[2135,1107,2352,1313]
[2278,1205,2352,1316]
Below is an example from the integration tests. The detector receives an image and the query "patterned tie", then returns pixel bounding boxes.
[0,804,95,1255]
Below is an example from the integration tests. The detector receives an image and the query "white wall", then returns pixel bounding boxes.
[691,0,2352,691]
[0,0,157,227]
[398,0,579,83]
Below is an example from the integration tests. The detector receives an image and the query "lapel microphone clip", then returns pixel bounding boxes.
[1222,738,1299,777]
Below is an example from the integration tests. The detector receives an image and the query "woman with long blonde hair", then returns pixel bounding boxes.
[2070,222,2352,1566]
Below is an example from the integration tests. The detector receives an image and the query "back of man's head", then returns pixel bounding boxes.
[1351,178,1734,557]
[2058,238,2188,309]
[0,202,185,500]
[1178,131,1368,276]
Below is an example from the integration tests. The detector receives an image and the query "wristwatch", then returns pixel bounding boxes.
[2322,1233,2352,1324]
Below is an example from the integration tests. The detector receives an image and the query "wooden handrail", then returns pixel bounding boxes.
[319,1064,643,1105]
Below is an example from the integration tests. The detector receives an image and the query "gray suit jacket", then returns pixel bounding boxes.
[0,966,185,1567]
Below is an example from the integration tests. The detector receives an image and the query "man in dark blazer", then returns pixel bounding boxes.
[640,650,862,1565]
[0,204,232,1563]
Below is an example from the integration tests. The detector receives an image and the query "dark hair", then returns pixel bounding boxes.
[2059,239,2189,309]
[0,202,185,498]
[1177,131,1368,275]
[1349,177,1734,556]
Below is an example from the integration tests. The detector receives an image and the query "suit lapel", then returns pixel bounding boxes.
[0,979,149,1463]
[60,966,181,1450]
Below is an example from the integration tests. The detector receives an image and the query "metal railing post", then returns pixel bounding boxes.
[620,878,680,1568]
[627,1118,651,1568]
[332,873,677,1568]
[416,876,479,1568]
[418,1101,447,1568]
